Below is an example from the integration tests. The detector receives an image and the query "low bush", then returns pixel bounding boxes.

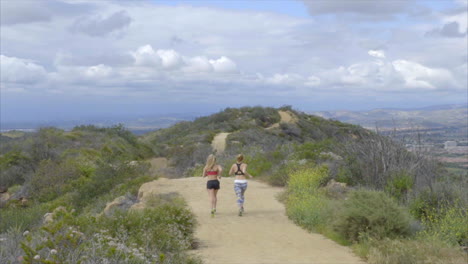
[0,226,24,264]
[286,166,334,231]
[245,154,273,177]
[287,165,329,194]
[385,170,414,201]
[267,163,289,186]
[0,203,48,233]
[16,195,201,264]
[71,159,149,209]
[419,203,468,246]
[334,190,412,242]
[293,139,335,161]
[356,237,466,264]
[30,159,81,202]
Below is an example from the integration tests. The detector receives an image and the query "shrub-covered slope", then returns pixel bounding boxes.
[0,125,201,263]
[142,106,440,191]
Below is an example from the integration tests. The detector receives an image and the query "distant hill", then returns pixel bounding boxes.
[309,104,467,131]
[0,114,196,135]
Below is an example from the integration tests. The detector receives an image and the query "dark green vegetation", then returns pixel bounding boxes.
[0,125,200,263]
[143,106,443,191]
[285,166,467,264]
[143,106,467,263]
[1,106,466,264]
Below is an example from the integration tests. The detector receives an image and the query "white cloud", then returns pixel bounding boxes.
[0,55,48,84]
[156,49,183,70]
[265,73,304,85]
[84,64,113,79]
[184,56,214,73]
[392,60,456,89]
[130,45,237,73]
[0,0,466,106]
[368,50,386,59]
[209,56,237,73]
[131,45,162,67]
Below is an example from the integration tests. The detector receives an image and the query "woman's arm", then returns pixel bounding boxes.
[217,165,223,179]
[228,164,235,176]
[244,164,253,178]
[202,167,206,177]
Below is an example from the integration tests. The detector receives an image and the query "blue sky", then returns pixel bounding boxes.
[1,0,467,123]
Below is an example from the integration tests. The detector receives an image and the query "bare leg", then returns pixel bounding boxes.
[213,189,219,210]
[207,189,213,209]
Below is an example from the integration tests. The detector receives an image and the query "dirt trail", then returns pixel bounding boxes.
[211,132,230,153]
[136,177,364,264]
[267,110,298,129]
[278,110,296,123]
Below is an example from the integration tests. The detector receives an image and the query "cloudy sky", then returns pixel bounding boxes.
[1,0,467,122]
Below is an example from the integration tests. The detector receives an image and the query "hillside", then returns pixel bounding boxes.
[141,106,441,190]
[1,108,466,263]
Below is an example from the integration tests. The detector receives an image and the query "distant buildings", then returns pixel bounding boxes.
[406,143,434,152]
[444,141,457,149]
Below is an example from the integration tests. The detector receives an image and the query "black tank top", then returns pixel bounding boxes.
[235,163,245,175]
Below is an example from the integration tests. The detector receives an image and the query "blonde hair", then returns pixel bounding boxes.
[236,154,244,163]
[205,154,216,170]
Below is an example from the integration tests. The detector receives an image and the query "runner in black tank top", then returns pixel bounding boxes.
[229,154,253,216]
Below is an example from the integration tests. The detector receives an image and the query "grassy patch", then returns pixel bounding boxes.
[0,203,48,233]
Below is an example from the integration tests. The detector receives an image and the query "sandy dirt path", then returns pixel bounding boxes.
[267,110,298,130]
[278,110,296,123]
[211,132,230,153]
[136,177,365,264]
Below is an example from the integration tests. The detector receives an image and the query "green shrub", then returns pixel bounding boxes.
[335,166,354,185]
[268,164,289,186]
[0,225,24,263]
[0,150,32,187]
[0,203,48,233]
[293,139,335,161]
[71,159,149,209]
[18,195,201,264]
[409,189,440,220]
[419,204,468,246]
[287,192,332,231]
[286,166,333,231]
[358,237,466,264]
[410,181,467,220]
[334,190,412,242]
[185,164,204,177]
[385,171,414,201]
[30,159,81,202]
[245,154,273,177]
[287,165,329,195]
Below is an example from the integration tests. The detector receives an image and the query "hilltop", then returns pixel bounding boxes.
[141,106,440,190]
